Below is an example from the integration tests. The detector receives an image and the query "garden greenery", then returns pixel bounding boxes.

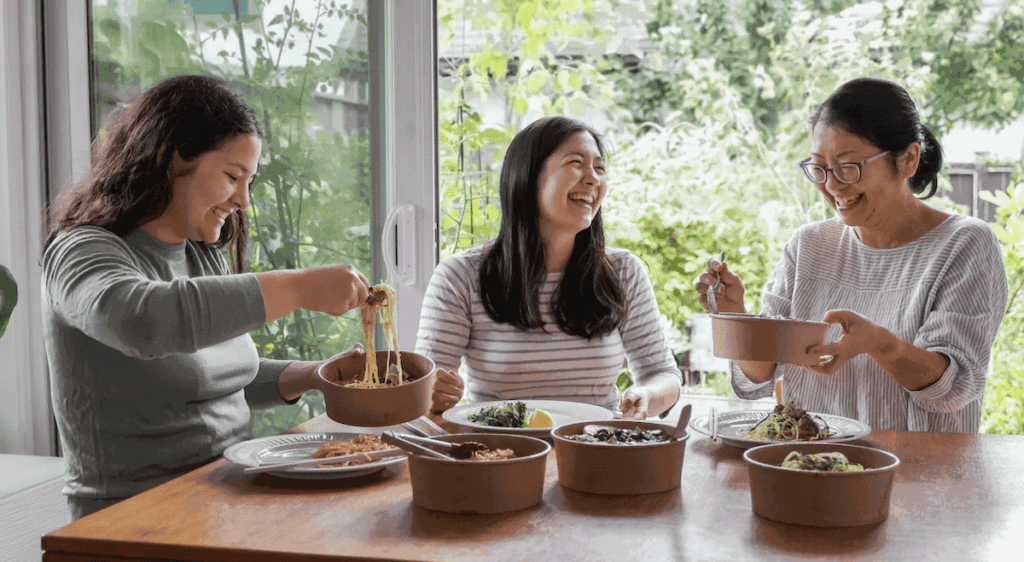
[93,0,1023,434]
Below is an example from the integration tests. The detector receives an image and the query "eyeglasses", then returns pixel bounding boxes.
[799,151,890,184]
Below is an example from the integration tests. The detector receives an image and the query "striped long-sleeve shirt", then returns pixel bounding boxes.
[731,214,1007,433]
[415,245,682,410]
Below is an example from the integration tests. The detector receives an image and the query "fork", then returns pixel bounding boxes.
[708,251,726,314]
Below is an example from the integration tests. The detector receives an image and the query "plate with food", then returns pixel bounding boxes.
[223,432,406,480]
[688,401,871,449]
[442,399,614,438]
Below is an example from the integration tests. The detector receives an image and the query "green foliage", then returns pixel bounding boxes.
[979,166,1024,434]
[439,0,1024,434]
[437,0,630,256]
[609,213,775,329]
[92,0,370,437]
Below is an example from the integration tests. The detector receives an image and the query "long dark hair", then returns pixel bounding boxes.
[45,74,263,272]
[479,116,625,339]
[810,77,943,199]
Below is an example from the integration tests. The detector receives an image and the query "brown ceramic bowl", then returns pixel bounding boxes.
[711,313,829,365]
[551,420,688,495]
[744,442,900,527]
[406,433,550,514]
[315,351,435,427]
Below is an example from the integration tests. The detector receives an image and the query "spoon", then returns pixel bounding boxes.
[708,251,726,314]
[672,404,693,440]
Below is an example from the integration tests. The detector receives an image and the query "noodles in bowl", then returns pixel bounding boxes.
[315,284,436,426]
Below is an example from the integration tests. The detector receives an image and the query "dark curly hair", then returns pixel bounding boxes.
[45,74,263,272]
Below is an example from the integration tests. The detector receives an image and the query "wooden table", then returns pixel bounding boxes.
[41,395,1023,561]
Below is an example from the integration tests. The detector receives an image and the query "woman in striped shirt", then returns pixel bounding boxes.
[695,77,1007,432]
[418,116,682,419]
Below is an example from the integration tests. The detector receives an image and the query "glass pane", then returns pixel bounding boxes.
[90,0,371,437]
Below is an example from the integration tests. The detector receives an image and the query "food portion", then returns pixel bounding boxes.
[781,451,865,472]
[309,434,396,467]
[565,426,670,445]
[745,401,829,441]
[446,441,518,462]
[346,284,404,389]
[467,401,553,429]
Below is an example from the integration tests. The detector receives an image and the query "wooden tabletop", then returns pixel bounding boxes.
[41,395,1023,562]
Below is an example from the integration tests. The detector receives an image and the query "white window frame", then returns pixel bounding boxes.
[370,0,439,351]
[0,0,437,456]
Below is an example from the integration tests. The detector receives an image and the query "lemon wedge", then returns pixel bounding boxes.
[527,408,553,428]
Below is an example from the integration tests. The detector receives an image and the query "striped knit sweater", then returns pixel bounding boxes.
[732,214,1007,433]
[415,245,682,410]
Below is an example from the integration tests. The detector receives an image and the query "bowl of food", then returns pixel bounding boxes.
[710,313,829,365]
[315,350,436,427]
[406,433,551,514]
[551,420,688,495]
[743,442,900,527]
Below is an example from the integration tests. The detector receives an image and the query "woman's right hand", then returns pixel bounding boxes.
[694,257,746,314]
[257,264,371,322]
[294,264,371,316]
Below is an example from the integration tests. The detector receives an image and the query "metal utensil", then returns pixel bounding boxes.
[381,431,453,460]
[672,404,693,440]
[417,416,450,436]
[708,251,726,314]
[710,407,719,442]
[384,432,488,460]
[241,448,405,475]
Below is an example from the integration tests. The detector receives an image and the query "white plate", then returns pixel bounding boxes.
[689,409,871,449]
[442,399,614,438]
[223,432,406,480]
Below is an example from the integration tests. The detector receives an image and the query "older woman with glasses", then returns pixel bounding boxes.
[694,77,1007,433]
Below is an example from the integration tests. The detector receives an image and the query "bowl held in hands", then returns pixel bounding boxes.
[711,313,829,365]
[316,351,436,427]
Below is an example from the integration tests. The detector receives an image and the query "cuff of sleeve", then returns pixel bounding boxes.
[729,361,775,399]
[245,359,298,409]
[907,352,958,402]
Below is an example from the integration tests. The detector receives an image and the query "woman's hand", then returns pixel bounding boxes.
[278,343,365,402]
[619,386,654,419]
[694,257,745,314]
[430,368,464,413]
[295,264,371,316]
[257,264,371,322]
[316,343,367,384]
[619,374,681,419]
[804,309,883,375]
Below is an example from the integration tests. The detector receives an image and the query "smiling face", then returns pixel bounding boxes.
[536,131,606,243]
[143,134,261,244]
[810,122,919,233]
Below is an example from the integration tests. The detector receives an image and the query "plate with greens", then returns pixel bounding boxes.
[443,399,614,438]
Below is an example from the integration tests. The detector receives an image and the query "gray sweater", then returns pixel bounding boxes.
[42,226,293,499]
[732,214,1007,433]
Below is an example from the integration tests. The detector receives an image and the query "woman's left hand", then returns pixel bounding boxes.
[619,386,653,419]
[430,368,464,413]
[805,309,883,375]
